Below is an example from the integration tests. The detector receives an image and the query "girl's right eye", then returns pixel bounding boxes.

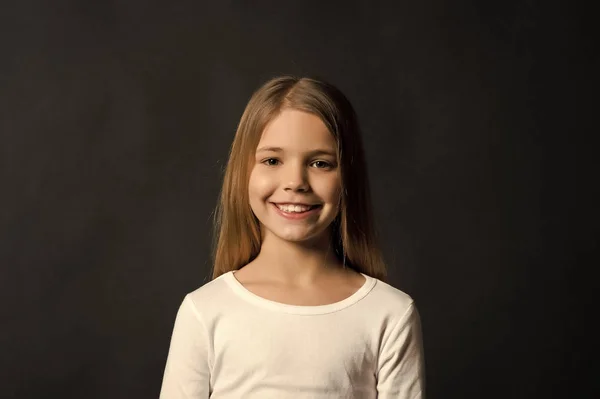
[262,158,280,166]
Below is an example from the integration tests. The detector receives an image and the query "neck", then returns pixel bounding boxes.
[249,229,343,286]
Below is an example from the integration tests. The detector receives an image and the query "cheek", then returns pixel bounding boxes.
[248,169,276,200]
[331,183,342,213]
[314,175,342,202]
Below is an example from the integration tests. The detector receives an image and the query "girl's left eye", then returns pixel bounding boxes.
[311,160,332,169]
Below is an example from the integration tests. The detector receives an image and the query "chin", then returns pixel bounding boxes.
[253,202,337,245]
[270,226,329,245]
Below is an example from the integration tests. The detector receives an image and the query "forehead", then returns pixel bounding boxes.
[258,109,336,150]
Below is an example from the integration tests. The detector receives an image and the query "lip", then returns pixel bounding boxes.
[270,203,322,220]
[273,202,318,206]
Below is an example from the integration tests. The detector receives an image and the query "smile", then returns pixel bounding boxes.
[271,203,322,219]
[274,203,318,213]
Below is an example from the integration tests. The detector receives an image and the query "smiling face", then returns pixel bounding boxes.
[248,108,342,245]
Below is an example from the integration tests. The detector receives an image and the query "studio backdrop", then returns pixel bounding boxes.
[1,1,594,398]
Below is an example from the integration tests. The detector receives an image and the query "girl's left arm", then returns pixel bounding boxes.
[376,302,426,399]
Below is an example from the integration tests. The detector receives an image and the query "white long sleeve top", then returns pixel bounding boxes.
[160,270,425,398]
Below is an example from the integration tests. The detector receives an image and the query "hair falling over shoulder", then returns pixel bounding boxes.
[210,76,388,283]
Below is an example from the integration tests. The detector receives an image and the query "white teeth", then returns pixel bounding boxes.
[276,204,312,213]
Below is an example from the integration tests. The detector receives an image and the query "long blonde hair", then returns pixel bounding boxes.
[211,76,387,282]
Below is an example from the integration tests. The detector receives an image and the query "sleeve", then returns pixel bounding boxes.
[159,294,212,399]
[376,302,426,399]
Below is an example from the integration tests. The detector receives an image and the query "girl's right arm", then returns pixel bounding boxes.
[159,295,211,399]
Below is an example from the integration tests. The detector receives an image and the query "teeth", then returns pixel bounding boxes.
[277,204,312,213]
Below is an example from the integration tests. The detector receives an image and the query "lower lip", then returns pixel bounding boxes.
[271,203,322,220]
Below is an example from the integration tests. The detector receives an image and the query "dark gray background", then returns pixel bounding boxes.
[1,1,595,398]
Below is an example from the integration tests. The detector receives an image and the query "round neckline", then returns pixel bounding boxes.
[221,270,377,315]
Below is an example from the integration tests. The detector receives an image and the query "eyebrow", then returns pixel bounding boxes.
[256,146,336,157]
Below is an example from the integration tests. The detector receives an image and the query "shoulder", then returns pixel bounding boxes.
[368,276,418,321]
[181,272,233,314]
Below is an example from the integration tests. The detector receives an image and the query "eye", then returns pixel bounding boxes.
[311,160,333,169]
[261,158,280,166]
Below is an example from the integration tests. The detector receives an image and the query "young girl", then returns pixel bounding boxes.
[159,76,425,398]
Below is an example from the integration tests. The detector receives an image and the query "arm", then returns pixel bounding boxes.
[376,302,426,399]
[160,295,211,399]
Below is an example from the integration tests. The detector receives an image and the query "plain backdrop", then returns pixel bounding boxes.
[1,1,596,398]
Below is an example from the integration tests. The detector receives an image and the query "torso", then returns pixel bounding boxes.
[232,266,366,306]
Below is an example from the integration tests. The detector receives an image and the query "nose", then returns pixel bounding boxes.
[283,163,309,192]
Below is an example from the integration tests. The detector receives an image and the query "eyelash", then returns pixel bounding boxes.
[261,158,334,169]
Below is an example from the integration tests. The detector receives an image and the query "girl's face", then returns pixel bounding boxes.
[248,108,342,245]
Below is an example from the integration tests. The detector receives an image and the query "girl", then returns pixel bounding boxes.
[160,76,425,398]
